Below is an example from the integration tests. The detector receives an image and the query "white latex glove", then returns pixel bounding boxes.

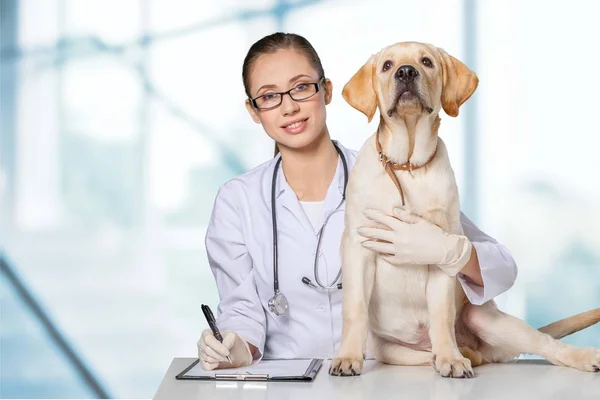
[197,329,253,371]
[358,208,472,277]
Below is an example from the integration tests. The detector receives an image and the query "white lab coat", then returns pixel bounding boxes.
[205,140,518,361]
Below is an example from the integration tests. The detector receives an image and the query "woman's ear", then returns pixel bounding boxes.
[245,99,261,124]
[324,78,333,105]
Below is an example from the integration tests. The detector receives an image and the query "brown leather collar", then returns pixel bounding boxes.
[375,130,438,206]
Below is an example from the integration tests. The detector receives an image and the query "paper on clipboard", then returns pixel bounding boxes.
[177,358,322,381]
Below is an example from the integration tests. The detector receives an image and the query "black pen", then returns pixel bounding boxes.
[201,304,232,363]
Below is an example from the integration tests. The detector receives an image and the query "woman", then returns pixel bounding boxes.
[197,32,518,370]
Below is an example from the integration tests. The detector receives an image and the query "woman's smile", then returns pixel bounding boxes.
[281,117,309,134]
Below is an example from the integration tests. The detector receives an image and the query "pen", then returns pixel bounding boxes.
[201,304,233,364]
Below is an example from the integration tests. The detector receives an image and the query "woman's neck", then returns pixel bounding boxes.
[279,132,338,202]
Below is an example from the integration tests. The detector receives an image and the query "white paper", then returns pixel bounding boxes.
[183,359,316,378]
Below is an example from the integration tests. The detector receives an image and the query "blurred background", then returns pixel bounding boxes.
[1,0,599,398]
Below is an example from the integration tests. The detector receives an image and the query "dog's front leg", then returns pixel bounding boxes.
[329,228,376,376]
[426,269,474,378]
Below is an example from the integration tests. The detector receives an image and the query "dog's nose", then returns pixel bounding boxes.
[396,65,419,82]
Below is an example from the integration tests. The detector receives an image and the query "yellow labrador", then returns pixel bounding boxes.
[330,41,600,378]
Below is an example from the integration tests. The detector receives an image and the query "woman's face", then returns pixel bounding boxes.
[245,49,332,152]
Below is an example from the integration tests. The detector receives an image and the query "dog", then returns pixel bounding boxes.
[329,41,600,378]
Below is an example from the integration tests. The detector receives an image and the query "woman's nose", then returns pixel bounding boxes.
[280,93,300,115]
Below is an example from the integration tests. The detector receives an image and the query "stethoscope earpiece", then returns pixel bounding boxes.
[302,277,343,291]
[270,142,348,316]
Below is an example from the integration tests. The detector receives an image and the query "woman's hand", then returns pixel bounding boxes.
[197,329,253,370]
[357,208,472,277]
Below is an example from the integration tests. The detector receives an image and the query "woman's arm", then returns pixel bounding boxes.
[457,212,518,305]
[204,181,267,360]
[458,246,482,286]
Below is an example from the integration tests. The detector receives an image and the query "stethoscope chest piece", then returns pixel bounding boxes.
[268,292,289,316]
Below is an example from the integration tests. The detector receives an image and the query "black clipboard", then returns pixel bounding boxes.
[175,358,323,382]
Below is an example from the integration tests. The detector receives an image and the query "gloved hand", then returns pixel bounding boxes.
[197,329,253,370]
[358,208,472,277]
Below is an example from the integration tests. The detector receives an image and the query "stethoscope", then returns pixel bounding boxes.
[267,142,349,316]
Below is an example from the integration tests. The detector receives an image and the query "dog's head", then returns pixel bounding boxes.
[342,42,478,122]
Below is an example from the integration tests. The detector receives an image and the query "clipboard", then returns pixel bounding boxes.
[175,358,324,382]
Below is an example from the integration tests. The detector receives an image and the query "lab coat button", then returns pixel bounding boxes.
[317,304,326,312]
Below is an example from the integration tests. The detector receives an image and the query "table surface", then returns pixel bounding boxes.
[153,357,600,400]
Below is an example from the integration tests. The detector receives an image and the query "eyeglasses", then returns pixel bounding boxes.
[250,77,325,110]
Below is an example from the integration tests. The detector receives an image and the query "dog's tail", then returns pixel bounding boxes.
[538,308,600,339]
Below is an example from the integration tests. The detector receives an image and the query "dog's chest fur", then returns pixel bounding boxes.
[348,134,462,233]
[345,134,464,346]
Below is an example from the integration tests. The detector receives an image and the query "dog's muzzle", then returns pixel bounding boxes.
[387,68,434,116]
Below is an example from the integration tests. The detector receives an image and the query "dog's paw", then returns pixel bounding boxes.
[563,347,600,372]
[329,355,364,376]
[432,353,474,378]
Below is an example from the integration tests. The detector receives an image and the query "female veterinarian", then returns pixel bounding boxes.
[197,32,518,370]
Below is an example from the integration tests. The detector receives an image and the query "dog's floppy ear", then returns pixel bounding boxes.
[342,54,378,122]
[436,48,478,117]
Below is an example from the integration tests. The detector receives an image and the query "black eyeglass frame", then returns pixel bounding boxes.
[249,76,326,110]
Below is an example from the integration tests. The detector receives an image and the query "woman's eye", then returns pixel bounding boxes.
[294,83,308,91]
[262,93,276,100]
[382,60,393,71]
[422,57,433,67]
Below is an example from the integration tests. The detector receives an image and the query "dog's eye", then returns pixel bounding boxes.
[382,60,393,72]
[422,57,433,67]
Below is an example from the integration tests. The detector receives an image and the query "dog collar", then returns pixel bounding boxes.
[375,130,438,206]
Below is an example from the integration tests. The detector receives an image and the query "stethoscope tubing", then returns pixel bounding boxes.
[270,142,348,296]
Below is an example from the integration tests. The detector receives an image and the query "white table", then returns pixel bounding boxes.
[153,357,600,400]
